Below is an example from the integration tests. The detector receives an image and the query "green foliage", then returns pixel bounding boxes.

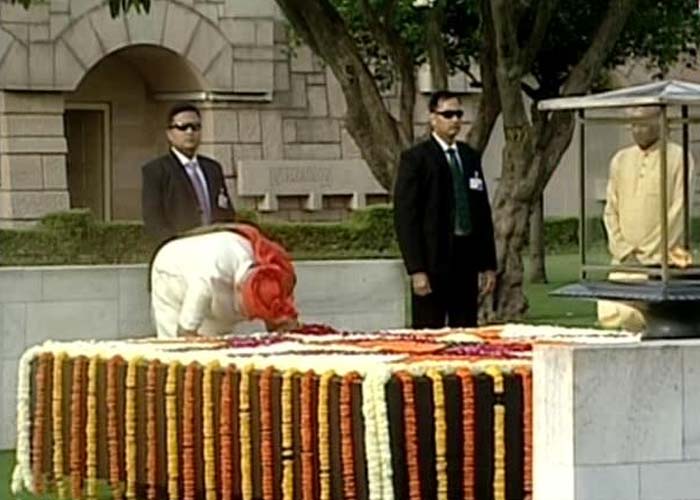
[0,208,597,266]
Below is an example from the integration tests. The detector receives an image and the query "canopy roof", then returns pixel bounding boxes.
[538,80,700,111]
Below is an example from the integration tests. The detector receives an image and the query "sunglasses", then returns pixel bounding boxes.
[434,110,464,119]
[169,122,202,132]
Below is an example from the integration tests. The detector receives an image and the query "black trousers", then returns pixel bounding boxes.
[411,236,479,329]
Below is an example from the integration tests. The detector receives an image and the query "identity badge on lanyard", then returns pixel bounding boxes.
[469,171,484,191]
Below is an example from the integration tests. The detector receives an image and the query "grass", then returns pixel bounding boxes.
[0,253,594,499]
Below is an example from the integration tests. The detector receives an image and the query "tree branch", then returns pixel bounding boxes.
[518,0,560,71]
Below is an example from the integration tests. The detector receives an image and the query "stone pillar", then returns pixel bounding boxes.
[0,91,69,227]
[534,341,700,500]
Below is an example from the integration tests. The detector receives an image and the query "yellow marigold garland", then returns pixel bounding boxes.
[486,366,506,500]
[239,365,254,500]
[260,367,275,500]
[70,356,87,500]
[183,362,199,500]
[124,357,141,500]
[395,371,421,500]
[427,369,448,500]
[85,356,99,500]
[107,356,124,500]
[52,352,67,499]
[300,370,315,500]
[146,360,160,500]
[165,361,180,500]
[31,353,50,495]
[317,371,335,500]
[203,361,219,500]
[515,367,533,500]
[281,369,296,500]
[219,366,235,500]
[456,369,475,500]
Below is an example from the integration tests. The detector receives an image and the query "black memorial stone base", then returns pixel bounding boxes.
[551,280,700,339]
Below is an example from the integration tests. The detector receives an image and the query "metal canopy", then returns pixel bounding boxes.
[538,80,700,111]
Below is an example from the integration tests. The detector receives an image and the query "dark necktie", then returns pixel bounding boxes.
[186,161,211,224]
[446,148,471,235]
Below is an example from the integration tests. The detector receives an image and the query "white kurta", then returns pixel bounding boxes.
[150,231,255,338]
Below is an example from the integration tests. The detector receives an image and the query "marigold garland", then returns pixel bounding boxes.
[31,353,50,495]
[107,356,124,500]
[427,369,448,500]
[203,361,219,500]
[70,356,87,500]
[395,371,421,500]
[85,356,99,500]
[239,365,254,500]
[146,360,160,500]
[183,363,199,500]
[515,367,533,500]
[281,369,296,500]
[125,357,141,500]
[165,362,180,500]
[220,366,235,500]
[317,371,335,500]
[456,369,475,500]
[486,366,506,500]
[300,370,316,500]
[340,372,360,500]
[260,367,275,500]
[52,352,67,499]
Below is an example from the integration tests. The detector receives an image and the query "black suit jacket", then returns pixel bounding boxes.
[393,137,497,280]
[141,151,235,243]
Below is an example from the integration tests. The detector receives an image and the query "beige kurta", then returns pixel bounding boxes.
[598,141,693,330]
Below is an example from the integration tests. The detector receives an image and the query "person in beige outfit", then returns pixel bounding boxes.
[598,106,694,330]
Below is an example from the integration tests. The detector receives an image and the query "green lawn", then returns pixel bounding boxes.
[0,253,594,499]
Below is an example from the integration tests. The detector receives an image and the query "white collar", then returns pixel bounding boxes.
[171,147,198,167]
[431,132,458,153]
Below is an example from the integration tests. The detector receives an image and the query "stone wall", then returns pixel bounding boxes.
[0,259,408,449]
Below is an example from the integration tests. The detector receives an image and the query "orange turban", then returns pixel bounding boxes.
[234,224,298,322]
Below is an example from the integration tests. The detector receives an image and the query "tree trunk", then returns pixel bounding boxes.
[529,194,547,283]
[426,1,448,90]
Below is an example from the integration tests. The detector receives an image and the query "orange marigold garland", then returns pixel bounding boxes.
[395,371,421,500]
[203,361,220,500]
[427,369,448,500]
[165,362,180,500]
[280,369,296,500]
[300,370,315,500]
[85,356,99,500]
[107,356,125,500]
[456,369,475,500]
[340,372,360,500]
[31,353,51,495]
[486,366,506,500]
[220,366,235,500]
[260,367,275,500]
[317,371,334,500]
[183,362,199,500]
[125,357,141,500]
[239,365,254,500]
[146,360,160,500]
[52,352,67,499]
[515,367,533,500]
[70,356,87,500]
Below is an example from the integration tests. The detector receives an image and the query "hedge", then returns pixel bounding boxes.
[0,206,585,266]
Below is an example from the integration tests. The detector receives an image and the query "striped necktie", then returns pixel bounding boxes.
[185,160,211,224]
[446,148,471,235]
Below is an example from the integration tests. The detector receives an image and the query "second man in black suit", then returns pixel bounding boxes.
[394,90,497,329]
[142,103,235,243]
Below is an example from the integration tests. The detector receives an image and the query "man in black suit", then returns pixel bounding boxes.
[142,103,235,243]
[394,90,497,328]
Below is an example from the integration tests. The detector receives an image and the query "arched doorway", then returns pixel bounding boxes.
[65,44,206,221]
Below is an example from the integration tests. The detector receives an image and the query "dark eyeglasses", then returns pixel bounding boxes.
[169,122,202,132]
[434,110,464,119]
